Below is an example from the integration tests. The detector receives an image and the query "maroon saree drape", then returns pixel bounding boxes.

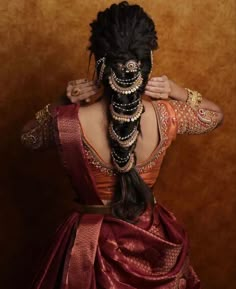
[30,103,201,289]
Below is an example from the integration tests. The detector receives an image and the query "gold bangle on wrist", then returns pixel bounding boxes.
[185,88,202,110]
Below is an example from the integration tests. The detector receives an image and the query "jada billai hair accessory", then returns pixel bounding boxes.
[108,59,143,95]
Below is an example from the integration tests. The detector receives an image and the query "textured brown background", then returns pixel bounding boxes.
[0,1,235,288]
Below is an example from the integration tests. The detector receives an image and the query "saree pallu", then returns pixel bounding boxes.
[30,203,200,289]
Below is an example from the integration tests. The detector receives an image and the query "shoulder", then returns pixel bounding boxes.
[53,103,79,119]
[78,99,108,134]
[79,99,106,122]
[150,99,177,120]
[142,99,156,121]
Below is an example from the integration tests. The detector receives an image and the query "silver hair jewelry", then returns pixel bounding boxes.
[126,60,141,73]
[112,152,135,173]
[112,71,139,83]
[112,96,140,107]
[113,102,140,112]
[117,60,141,73]
[109,122,139,148]
[111,71,140,86]
[96,57,106,82]
[149,50,153,79]
[109,123,137,141]
[109,58,143,94]
[110,129,138,148]
[110,101,144,122]
[109,71,143,95]
[111,149,130,162]
[112,156,129,164]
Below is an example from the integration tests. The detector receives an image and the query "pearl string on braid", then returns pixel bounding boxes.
[112,96,140,107]
[111,149,130,162]
[112,152,135,173]
[113,102,140,112]
[108,58,145,173]
[111,70,139,84]
[150,50,153,75]
[96,57,106,82]
[109,123,137,141]
[109,123,139,148]
[109,72,143,95]
[96,57,105,67]
[110,101,144,122]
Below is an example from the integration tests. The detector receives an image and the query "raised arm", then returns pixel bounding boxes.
[21,104,58,150]
[145,75,224,134]
[168,99,222,134]
[21,78,102,151]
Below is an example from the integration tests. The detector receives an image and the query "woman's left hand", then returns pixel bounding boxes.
[144,75,172,99]
[66,75,186,103]
[145,75,188,102]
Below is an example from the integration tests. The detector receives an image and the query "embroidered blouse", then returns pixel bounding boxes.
[21,100,220,201]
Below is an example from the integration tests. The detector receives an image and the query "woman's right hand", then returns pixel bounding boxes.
[66,79,100,104]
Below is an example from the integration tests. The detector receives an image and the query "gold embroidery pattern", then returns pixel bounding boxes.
[83,140,116,176]
[136,101,170,174]
[21,104,55,150]
[169,100,219,135]
[21,125,44,150]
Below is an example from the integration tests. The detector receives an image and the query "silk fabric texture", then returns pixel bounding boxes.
[30,101,201,289]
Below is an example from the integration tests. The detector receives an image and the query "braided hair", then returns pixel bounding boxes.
[89,1,158,222]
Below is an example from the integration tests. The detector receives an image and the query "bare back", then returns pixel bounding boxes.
[78,97,160,167]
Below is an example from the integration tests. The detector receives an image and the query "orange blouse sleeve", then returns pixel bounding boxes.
[168,100,220,135]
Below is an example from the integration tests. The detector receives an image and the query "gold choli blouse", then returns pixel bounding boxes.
[21,100,219,201]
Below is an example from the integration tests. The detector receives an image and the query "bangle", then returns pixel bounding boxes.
[185,88,202,110]
[35,104,51,125]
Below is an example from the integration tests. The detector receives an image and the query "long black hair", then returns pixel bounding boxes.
[89,1,158,222]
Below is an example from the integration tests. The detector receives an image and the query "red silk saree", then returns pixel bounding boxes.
[23,101,203,289]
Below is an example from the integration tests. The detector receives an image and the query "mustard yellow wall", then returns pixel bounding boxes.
[0,1,235,288]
